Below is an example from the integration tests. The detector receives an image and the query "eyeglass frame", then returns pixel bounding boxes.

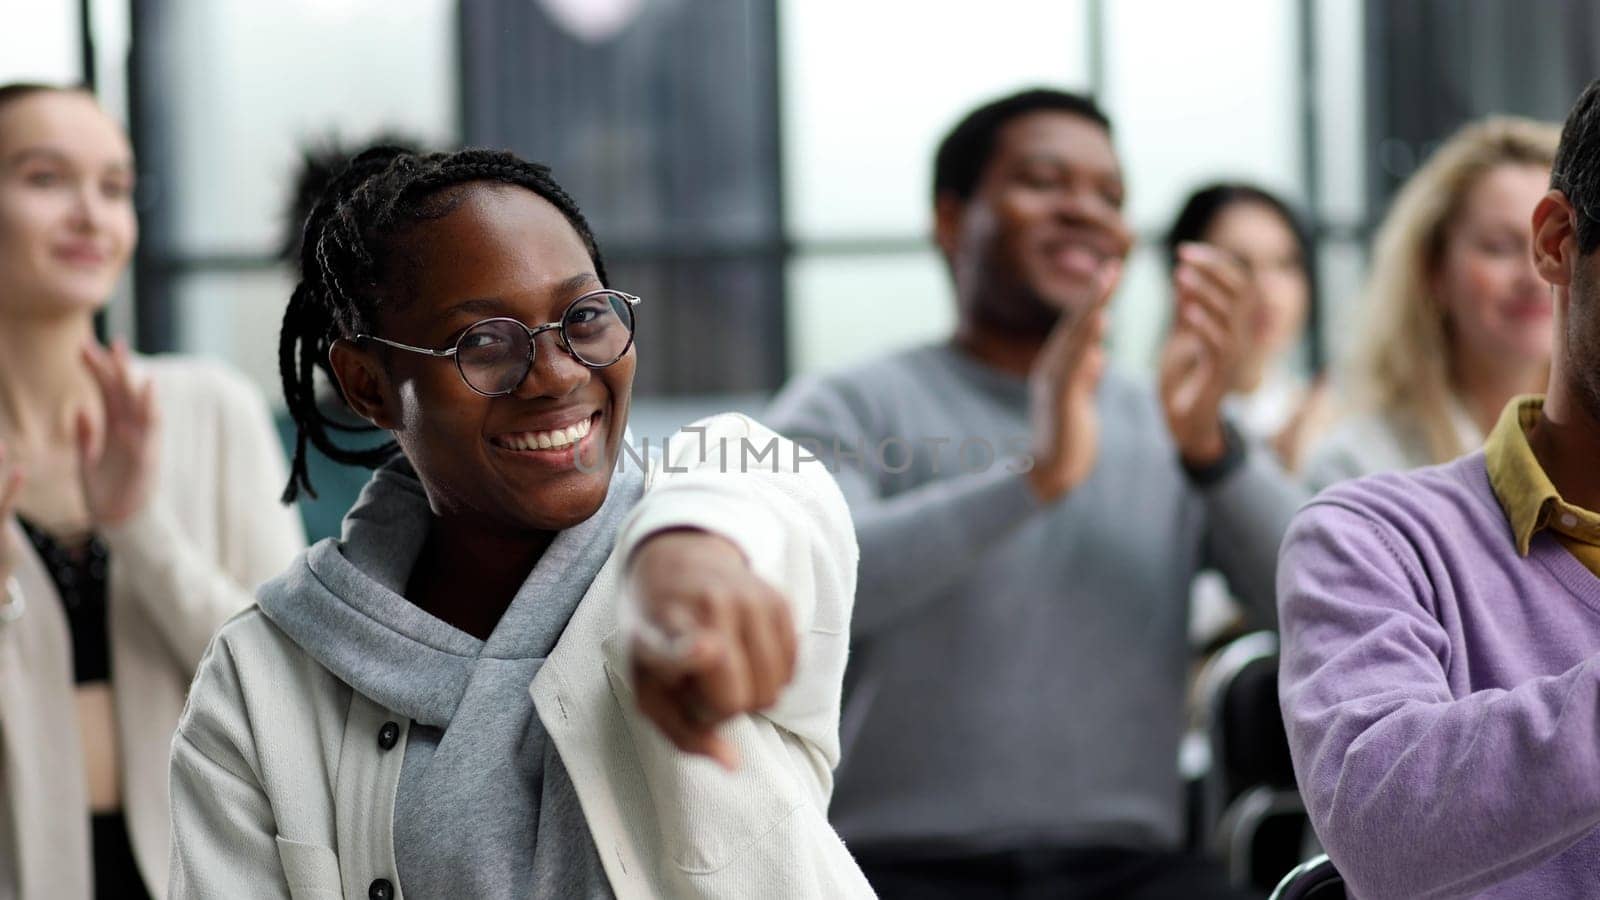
[354,288,642,398]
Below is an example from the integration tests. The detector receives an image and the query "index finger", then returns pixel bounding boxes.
[634,667,741,769]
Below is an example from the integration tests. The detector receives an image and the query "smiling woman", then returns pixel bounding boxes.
[0,84,307,900]
[167,147,872,898]
[1304,116,1562,489]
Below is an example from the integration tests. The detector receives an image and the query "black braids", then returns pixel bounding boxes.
[278,147,611,502]
[312,216,367,335]
[277,284,319,501]
[279,153,408,501]
[396,153,609,283]
[285,309,323,501]
[280,275,395,503]
[279,199,349,503]
[293,213,396,454]
[280,136,426,263]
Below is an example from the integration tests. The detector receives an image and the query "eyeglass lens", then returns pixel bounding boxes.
[454,291,635,396]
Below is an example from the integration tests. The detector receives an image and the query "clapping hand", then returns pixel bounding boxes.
[77,339,161,528]
[1159,243,1252,466]
[1025,261,1123,502]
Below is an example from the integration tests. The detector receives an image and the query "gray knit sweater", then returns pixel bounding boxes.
[766,343,1304,856]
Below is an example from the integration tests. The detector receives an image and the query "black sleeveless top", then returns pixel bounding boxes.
[17,517,151,900]
[18,518,110,683]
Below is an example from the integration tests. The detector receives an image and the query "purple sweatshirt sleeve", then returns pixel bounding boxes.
[1277,500,1600,900]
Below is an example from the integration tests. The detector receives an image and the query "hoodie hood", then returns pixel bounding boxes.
[256,453,645,728]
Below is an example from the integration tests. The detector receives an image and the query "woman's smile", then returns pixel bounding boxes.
[489,410,604,468]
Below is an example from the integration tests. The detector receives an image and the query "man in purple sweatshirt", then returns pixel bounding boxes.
[1279,78,1600,899]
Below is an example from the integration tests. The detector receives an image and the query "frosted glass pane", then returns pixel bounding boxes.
[163,0,457,255]
[1316,237,1369,377]
[1106,243,1170,377]
[1314,0,1366,225]
[88,0,133,121]
[1104,0,1302,231]
[0,0,81,84]
[786,251,955,376]
[780,0,1090,241]
[172,268,297,407]
[791,246,1180,383]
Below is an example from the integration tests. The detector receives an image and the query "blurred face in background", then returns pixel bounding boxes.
[0,89,136,321]
[1435,163,1553,374]
[943,111,1133,336]
[1202,200,1310,391]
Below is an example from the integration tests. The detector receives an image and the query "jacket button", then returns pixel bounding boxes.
[377,721,400,751]
[368,879,394,900]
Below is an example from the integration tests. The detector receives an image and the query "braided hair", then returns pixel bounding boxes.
[279,132,426,263]
[278,148,608,502]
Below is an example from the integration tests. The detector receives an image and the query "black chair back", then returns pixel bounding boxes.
[1197,632,1313,891]
[1221,653,1297,794]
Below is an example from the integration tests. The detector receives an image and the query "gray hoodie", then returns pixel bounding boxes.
[256,456,643,898]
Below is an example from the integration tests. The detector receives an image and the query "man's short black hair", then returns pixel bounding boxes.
[1551,78,1600,255]
[932,88,1112,206]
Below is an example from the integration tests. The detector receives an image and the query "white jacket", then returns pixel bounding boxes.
[168,414,875,899]
[0,357,307,899]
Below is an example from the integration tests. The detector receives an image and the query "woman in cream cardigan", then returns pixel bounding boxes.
[0,84,306,899]
[167,147,870,899]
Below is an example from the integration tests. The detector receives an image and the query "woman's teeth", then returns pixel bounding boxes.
[499,416,592,451]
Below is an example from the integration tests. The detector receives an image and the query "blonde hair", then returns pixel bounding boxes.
[1351,116,1560,464]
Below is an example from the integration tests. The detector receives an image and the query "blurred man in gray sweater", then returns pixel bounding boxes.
[767,88,1301,899]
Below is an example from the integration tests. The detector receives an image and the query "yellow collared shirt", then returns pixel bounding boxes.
[1486,395,1600,576]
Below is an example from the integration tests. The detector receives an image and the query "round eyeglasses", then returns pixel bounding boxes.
[357,289,640,397]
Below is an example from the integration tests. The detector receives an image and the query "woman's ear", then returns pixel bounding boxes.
[328,338,401,430]
[1533,189,1577,288]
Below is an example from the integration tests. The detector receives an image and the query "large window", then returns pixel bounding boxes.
[461,0,786,397]
[782,0,1365,379]
[106,0,1375,399]
[111,0,1600,405]
[126,0,457,396]
[780,0,1093,375]
[1102,0,1307,370]
[1352,0,1600,362]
